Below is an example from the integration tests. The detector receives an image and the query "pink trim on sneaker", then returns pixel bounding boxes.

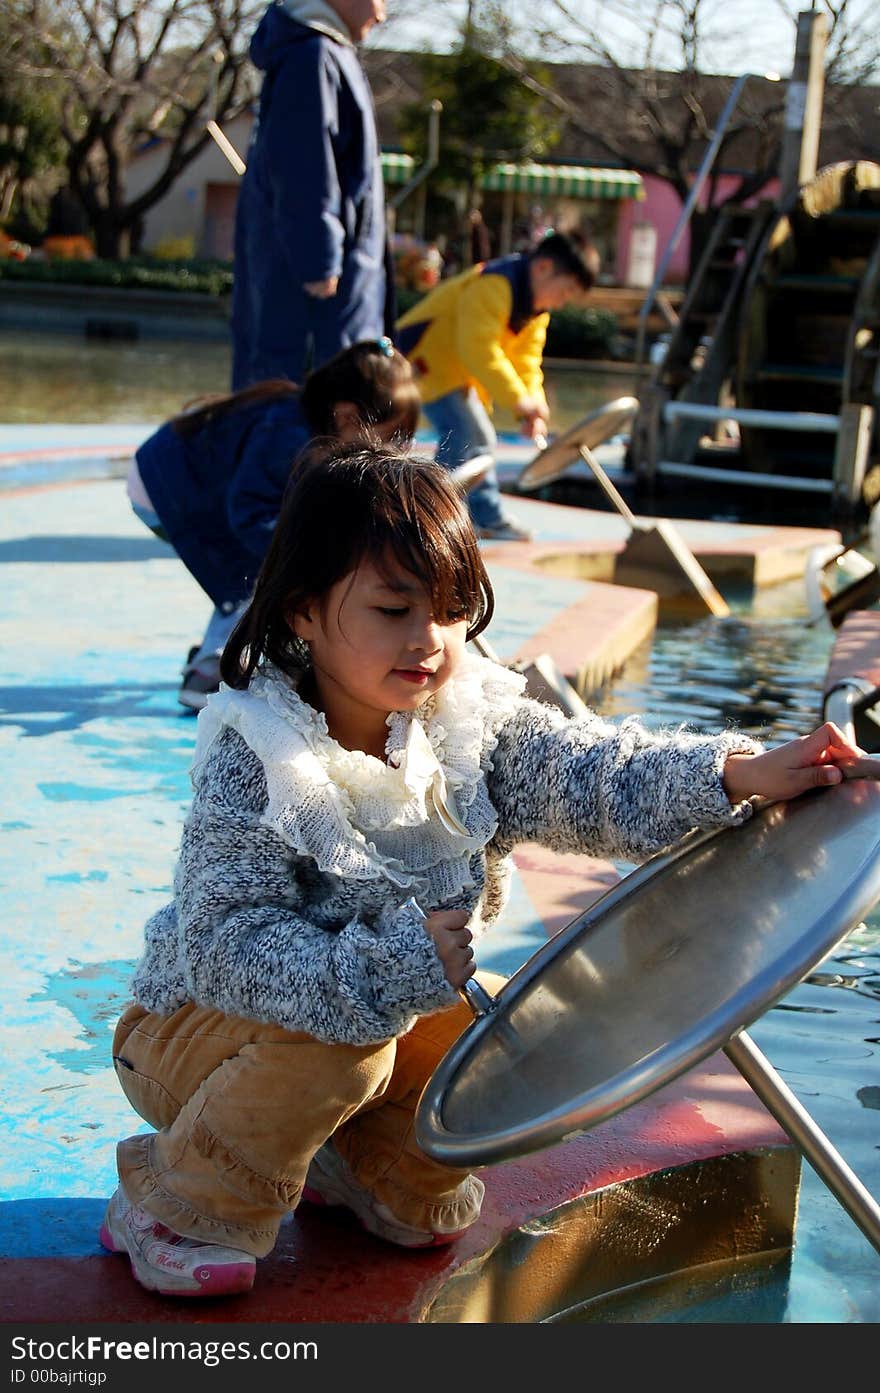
[99,1186,256,1297]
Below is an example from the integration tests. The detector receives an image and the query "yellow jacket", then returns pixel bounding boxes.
[395,255,549,413]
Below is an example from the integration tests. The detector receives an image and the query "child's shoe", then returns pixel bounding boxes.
[177,648,221,713]
[477,517,533,542]
[99,1185,255,1297]
[300,1140,481,1248]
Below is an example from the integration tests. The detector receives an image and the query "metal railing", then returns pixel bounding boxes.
[823,676,880,744]
[662,402,840,433]
[387,101,442,237]
[634,70,780,373]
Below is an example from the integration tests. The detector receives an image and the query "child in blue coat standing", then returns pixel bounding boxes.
[127,339,419,710]
[231,0,388,389]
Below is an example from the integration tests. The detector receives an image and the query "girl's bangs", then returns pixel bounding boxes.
[368,504,490,631]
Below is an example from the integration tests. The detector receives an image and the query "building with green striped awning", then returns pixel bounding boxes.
[380,152,416,184]
[480,162,643,200]
[380,152,643,201]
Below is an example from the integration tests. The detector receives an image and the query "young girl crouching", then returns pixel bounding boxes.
[103,443,862,1297]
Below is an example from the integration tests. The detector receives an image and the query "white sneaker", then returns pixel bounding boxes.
[449,453,494,493]
[99,1186,256,1297]
[477,517,533,542]
[177,649,221,714]
[300,1141,482,1248]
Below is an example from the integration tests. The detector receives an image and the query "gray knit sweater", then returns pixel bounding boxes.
[131,654,761,1045]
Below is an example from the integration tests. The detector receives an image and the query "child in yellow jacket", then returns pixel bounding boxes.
[396,230,599,540]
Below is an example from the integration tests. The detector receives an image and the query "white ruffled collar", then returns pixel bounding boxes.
[192,653,526,902]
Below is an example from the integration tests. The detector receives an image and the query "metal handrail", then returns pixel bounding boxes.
[634,70,778,374]
[823,677,880,745]
[662,402,840,432]
[388,101,442,221]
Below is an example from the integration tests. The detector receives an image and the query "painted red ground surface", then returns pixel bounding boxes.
[1,1053,788,1324]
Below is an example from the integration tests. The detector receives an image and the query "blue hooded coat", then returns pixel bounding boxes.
[231,5,386,389]
[135,394,312,610]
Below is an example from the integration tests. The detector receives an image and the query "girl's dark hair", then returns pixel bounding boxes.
[221,444,495,689]
[170,338,421,442]
[300,339,421,439]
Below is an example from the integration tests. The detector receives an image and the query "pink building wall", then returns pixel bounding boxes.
[615,173,781,284]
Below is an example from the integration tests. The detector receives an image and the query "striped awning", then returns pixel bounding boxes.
[380,151,415,184]
[380,152,643,200]
[480,162,643,200]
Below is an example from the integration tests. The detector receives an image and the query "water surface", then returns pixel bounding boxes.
[585,583,880,1323]
[0,329,635,431]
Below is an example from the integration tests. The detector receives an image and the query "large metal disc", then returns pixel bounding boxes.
[416,777,880,1167]
[516,396,640,492]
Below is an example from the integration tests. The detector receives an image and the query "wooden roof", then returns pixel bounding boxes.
[363,48,880,177]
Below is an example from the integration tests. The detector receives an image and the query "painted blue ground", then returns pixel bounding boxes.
[0,420,628,491]
[0,474,581,1232]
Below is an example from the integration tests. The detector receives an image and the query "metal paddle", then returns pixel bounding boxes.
[414,774,880,1257]
[527,428,730,617]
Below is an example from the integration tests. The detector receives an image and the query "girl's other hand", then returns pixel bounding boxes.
[424,909,476,990]
[723,721,865,805]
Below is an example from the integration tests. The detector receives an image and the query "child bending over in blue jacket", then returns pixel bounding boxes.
[127,337,419,710]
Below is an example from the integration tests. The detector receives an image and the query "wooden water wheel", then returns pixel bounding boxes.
[735,161,880,499]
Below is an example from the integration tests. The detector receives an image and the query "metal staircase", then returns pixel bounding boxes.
[733,196,880,499]
[641,203,774,469]
[626,69,879,527]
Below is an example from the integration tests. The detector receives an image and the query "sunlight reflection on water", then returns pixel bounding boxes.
[586,579,880,1323]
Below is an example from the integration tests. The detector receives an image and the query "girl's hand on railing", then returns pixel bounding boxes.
[723,721,865,804]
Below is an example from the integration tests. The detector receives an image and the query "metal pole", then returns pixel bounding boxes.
[206,121,246,176]
[204,48,247,176]
[578,445,639,530]
[725,1029,880,1256]
[634,70,751,372]
[663,401,840,432]
[655,460,834,492]
[779,9,829,207]
[823,677,880,743]
[390,100,442,214]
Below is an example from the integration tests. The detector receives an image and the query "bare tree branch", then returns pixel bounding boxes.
[2,0,264,256]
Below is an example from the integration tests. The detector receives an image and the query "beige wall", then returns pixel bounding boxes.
[127,116,629,270]
[126,114,253,257]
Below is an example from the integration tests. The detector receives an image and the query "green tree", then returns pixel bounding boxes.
[397,21,561,214]
[0,8,65,230]
[500,0,880,276]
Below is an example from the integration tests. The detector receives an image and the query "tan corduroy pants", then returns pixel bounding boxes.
[111,972,504,1258]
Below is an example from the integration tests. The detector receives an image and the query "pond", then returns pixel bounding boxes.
[581,590,880,1323]
[0,328,635,430]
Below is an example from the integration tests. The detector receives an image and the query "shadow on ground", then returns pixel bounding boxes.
[0,535,171,564]
[0,682,191,735]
